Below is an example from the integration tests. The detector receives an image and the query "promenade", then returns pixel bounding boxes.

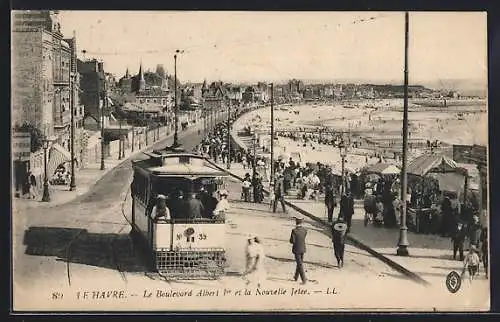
[13,122,201,212]
[221,107,489,293]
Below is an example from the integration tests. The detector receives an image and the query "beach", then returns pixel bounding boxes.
[233,99,487,172]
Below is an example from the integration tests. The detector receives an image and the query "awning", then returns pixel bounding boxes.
[407,154,461,177]
[363,163,400,175]
[47,143,72,177]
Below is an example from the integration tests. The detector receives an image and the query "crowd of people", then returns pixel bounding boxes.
[192,117,488,285]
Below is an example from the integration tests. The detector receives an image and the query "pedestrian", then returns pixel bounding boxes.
[332,220,347,268]
[242,155,248,169]
[451,221,466,261]
[242,234,267,288]
[324,183,337,223]
[468,215,482,249]
[273,173,286,213]
[480,227,488,278]
[461,245,480,283]
[151,194,171,221]
[242,174,252,202]
[339,193,354,233]
[28,171,38,200]
[290,217,307,284]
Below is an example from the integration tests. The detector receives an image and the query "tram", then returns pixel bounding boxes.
[130,148,229,279]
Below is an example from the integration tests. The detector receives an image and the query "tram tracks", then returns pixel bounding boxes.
[65,186,133,287]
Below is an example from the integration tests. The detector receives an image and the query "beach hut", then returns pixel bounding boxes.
[406,154,471,234]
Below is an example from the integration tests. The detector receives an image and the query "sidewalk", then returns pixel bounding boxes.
[220,162,488,286]
[223,98,488,284]
[13,122,202,212]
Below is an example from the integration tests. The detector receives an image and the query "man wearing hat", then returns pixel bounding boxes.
[339,192,354,233]
[273,172,286,213]
[451,220,467,261]
[332,219,348,268]
[289,217,307,284]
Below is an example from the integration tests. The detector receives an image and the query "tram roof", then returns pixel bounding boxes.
[132,150,228,177]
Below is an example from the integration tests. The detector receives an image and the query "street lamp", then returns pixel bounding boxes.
[69,73,76,191]
[270,83,275,182]
[118,117,123,160]
[339,140,347,196]
[131,127,135,153]
[41,138,51,202]
[252,133,257,178]
[172,49,183,148]
[226,98,231,169]
[100,79,106,171]
[397,11,410,257]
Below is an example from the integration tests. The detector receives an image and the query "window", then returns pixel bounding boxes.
[132,171,149,204]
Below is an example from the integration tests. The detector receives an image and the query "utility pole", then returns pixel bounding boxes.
[226,98,231,169]
[397,11,410,257]
[118,117,123,160]
[253,133,257,178]
[131,127,135,152]
[210,104,214,135]
[270,82,274,182]
[69,73,76,190]
[172,49,181,148]
[100,79,106,170]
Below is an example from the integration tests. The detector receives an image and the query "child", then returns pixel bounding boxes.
[462,245,480,282]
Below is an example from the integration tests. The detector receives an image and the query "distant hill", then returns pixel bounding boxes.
[420,79,487,97]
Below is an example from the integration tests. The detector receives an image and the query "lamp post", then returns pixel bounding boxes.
[339,140,346,196]
[100,80,106,170]
[203,108,206,137]
[69,73,76,191]
[252,133,257,178]
[42,138,51,202]
[226,98,231,169]
[397,11,410,256]
[172,49,182,148]
[118,117,122,160]
[211,105,214,135]
[270,82,275,182]
[131,127,135,152]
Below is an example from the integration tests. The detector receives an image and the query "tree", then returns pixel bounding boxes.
[14,122,44,152]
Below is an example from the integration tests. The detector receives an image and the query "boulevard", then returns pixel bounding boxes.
[13,116,487,311]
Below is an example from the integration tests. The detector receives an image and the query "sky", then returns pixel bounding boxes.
[58,11,487,85]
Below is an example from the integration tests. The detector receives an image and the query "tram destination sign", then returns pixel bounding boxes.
[13,132,31,161]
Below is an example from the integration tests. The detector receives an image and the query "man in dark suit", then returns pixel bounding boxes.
[290,217,307,284]
[324,183,337,223]
[339,193,355,233]
[273,173,287,213]
[332,219,348,268]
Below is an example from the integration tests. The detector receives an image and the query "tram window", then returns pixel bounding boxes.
[133,172,148,203]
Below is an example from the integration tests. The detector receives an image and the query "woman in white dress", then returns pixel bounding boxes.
[243,235,267,288]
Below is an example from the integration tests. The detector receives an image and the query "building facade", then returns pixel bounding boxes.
[78,59,106,123]
[12,10,82,150]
